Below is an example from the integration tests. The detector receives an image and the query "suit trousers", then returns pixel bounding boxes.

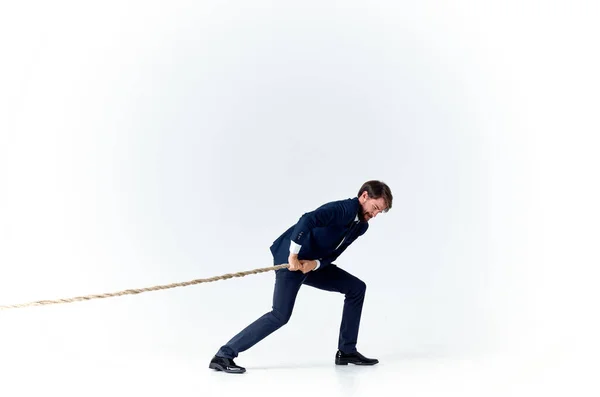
[216,263,367,359]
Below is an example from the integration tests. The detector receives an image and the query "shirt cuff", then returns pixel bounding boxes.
[289,241,302,255]
[314,259,320,270]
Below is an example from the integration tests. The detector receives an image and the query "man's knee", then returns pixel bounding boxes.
[348,278,366,297]
[271,308,293,326]
[356,279,367,295]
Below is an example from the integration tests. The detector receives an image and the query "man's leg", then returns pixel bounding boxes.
[303,264,367,354]
[216,267,306,359]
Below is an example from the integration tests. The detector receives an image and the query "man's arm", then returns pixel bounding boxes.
[310,222,369,271]
[287,201,352,271]
[290,201,353,247]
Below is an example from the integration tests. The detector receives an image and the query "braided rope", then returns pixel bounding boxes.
[0,263,290,311]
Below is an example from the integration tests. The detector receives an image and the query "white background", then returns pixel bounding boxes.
[1,1,599,396]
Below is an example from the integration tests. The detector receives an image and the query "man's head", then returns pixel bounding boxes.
[357,180,393,222]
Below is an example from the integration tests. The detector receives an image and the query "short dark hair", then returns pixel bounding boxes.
[358,180,393,212]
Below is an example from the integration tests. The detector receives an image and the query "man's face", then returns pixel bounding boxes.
[358,192,387,222]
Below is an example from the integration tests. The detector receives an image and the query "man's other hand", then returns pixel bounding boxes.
[299,260,317,273]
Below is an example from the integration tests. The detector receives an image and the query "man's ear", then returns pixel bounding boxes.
[359,190,369,202]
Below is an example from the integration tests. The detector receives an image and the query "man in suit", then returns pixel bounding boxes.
[209,180,393,373]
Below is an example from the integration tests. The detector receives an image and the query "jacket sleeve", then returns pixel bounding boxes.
[315,222,369,270]
[316,251,344,269]
[290,201,353,247]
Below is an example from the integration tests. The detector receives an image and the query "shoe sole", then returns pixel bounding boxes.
[209,362,246,374]
[335,359,379,366]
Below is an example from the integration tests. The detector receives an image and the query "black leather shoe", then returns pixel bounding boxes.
[209,355,246,374]
[335,350,379,365]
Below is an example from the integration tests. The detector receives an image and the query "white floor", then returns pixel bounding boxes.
[1,344,596,397]
[1,268,598,397]
[2,289,598,397]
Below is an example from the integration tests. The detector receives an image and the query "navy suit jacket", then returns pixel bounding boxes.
[269,197,369,269]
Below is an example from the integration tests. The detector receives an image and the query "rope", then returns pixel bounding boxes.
[0,263,290,311]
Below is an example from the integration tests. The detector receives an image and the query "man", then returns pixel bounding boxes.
[209,180,393,373]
